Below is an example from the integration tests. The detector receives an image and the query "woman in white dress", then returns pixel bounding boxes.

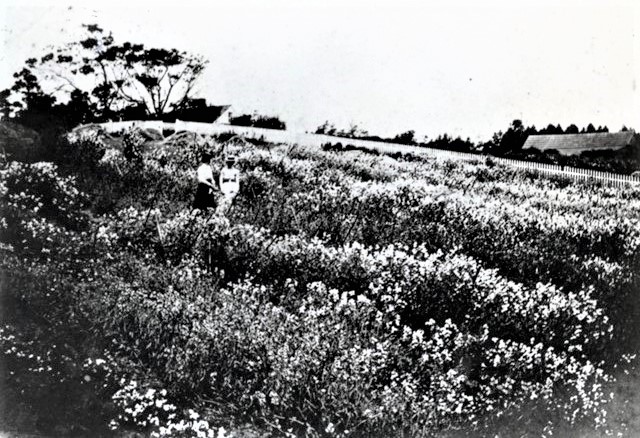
[219,155,240,201]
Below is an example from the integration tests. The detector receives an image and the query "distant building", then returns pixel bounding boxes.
[160,100,231,124]
[214,107,232,125]
[523,131,640,156]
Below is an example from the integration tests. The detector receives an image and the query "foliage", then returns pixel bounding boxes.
[313,118,634,173]
[391,129,416,145]
[0,161,87,244]
[0,120,43,162]
[229,112,287,130]
[421,133,476,153]
[122,128,145,164]
[1,23,207,124]
[3,131,640,437]
[60,129,107,169]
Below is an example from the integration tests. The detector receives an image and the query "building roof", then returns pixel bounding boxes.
[523,131,638,156]
[161,104,231,124]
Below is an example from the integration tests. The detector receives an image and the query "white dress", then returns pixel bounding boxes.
[219,167,240,200]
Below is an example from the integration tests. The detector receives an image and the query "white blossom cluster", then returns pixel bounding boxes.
[109,379,230,438]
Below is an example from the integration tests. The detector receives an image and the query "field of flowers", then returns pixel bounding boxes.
[1,128,639,437]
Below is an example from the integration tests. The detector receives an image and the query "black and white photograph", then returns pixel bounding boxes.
[1,0,639,436]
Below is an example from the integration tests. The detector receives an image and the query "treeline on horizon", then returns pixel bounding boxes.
[315,119,628,151]
[314,119,639,174]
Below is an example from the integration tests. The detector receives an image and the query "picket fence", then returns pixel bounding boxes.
[86,120,640,188]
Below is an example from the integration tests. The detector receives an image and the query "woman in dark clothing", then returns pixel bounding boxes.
[193,152,217,210]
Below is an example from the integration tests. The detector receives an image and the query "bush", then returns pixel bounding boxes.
[229,113,287,130]
[0,121,44,162]
[0,162,86,243]
[321,142,342,152]
[58,130,106,169]
[122,128,145,164]
[485,156,496,168]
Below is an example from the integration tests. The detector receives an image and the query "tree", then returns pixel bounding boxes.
[586,123,596,133]
[422,134,475,152]
[229,112,286,130]
[62,89,96,125]
[565,124,579,134]
[253,115,286,130]
[524,125,538,138]
[481,130,504,155]
[540,124,556,135]
[0,67,65,136]
[344,123,369,138]
[7,24,207,121]
[315,121,337,135]
[227,113,253,127]
[496,119,527,155]
[3,67,56,119]
[392,130,416,145]
[0,89,12,118]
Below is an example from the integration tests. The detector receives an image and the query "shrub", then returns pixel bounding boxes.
[322,142,343,152]
[0,162,86,247]
[122,128,145,164]
[59,130,107,169]
[229,113,287,130]
[485,156,496,168]
[0,121,43,162]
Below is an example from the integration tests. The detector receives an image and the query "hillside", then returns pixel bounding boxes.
[1,129,640,437]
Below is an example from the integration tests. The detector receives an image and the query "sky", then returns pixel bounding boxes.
[1,0,639,141]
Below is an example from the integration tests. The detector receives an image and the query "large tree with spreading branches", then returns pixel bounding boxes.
[1,24,207,122]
